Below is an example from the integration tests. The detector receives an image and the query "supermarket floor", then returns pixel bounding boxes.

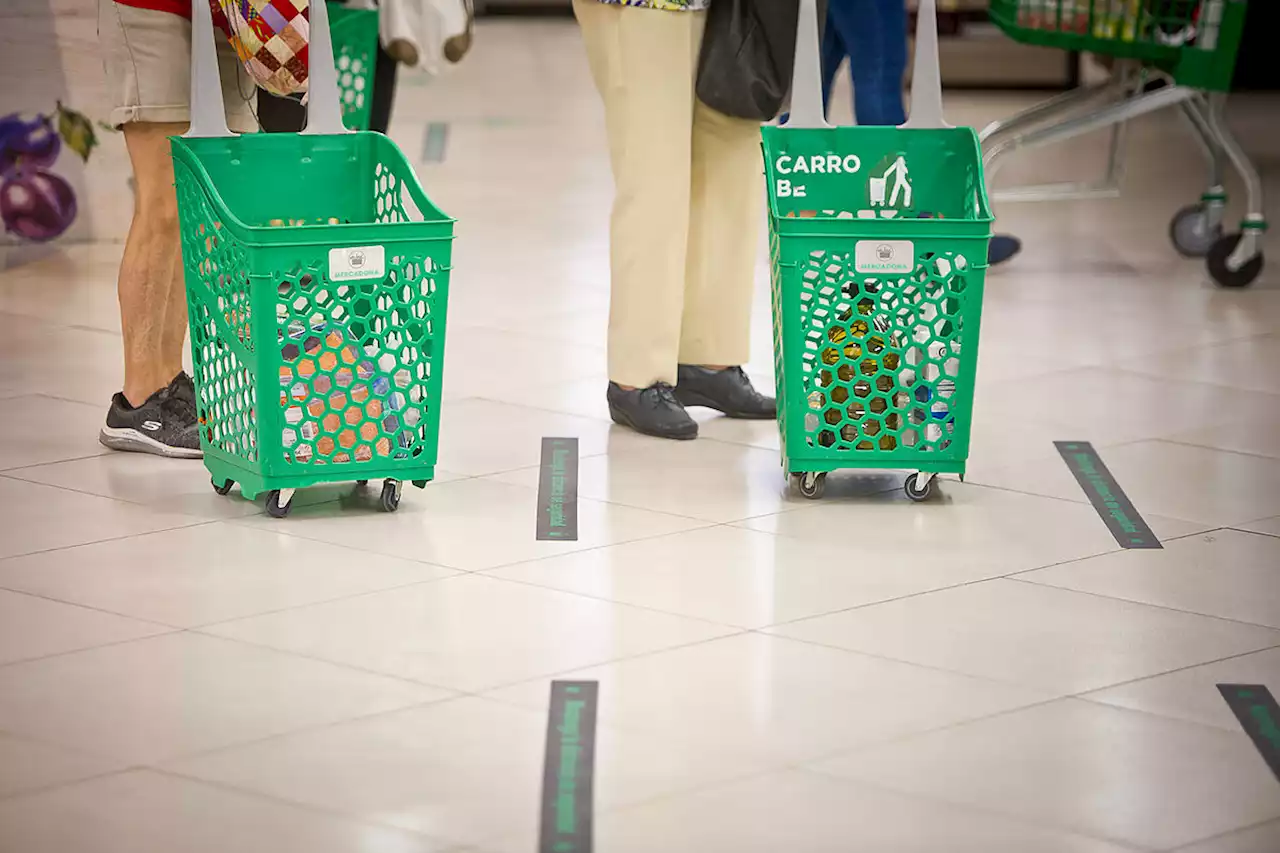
[3,19,1280,853]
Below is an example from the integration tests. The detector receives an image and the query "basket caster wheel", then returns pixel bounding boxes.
[1169,203,1221,258]
[791,472,826,500]
[380,480,402,513]
[265,489,294,519]
[904,473,936,503]
[212,477,234,496]
[355,480,369,487]
[1207,234,1264,288]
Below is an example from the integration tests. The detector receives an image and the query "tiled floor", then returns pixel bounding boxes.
[2,17,1280,853]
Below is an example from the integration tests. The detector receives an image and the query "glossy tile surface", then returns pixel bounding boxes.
[2,16,1279,853]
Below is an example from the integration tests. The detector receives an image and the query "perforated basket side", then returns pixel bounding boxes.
[174,158,262,468]
[329,3,379,131]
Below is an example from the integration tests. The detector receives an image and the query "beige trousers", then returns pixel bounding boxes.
[574,0,763,388]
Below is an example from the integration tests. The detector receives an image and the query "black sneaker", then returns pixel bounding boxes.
[99,377,203,459]
[607,382,698,441]
[675,365,776,420]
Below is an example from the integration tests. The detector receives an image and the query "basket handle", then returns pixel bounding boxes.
[186,0,351,139]
[782,0,949,130]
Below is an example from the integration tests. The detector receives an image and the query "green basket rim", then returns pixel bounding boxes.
[170,132,456,248]
[760,124,995,227]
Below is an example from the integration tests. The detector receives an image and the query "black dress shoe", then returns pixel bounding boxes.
[607,382,698,441]
[675,365,776,420]
[988,234,1023,266]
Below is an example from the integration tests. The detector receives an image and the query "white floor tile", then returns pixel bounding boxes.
[0,395,109,472]
[740,479,1204,581]
[0,588,169,665]
[0,633,449,763]
[0,523,454,628]
[767,579,1280,694]
[486,633,1051,766]
[205,574,734,692]
[1084,647,1280,732]
[0,770,446,853]
[1020,529,1280,628]
[1172,821,1280,853]
[588,770,1134,853]
[489,524,1052,628]
[0,733,127,799]
[235,477,707,571]
[812,699,1280,851]
[972,440,1280,528]
[0,477,204,560]
[168,696,762,849]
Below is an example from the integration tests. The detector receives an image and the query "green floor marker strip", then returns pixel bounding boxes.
[422,122,449,163]
[1055,441,1161,549]
[539,681,598,853]
[1219,684,1280,784]
[537,437,578,541]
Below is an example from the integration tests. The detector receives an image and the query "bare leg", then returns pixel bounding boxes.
[117,121,186,406]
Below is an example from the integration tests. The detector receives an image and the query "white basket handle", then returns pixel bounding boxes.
[783,0,949,131]
[186,0,351,139]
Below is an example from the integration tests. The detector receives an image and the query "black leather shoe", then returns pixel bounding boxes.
[607,382,698,441]
[675,365,776,420]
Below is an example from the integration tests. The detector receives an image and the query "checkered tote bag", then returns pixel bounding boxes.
[209,0,311,97]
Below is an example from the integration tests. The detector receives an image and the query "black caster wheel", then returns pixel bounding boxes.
[380,480,402,513]
[1207,233,1264,288]
[212,477,234,496]
[791,472,826,500]
[904,473,936,503]
[265,490,293,519]
[412,479,428,489]
[355,480,369,487]
[1169,203,1221,258]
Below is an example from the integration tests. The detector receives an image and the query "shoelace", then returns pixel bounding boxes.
[161,379,198,423]
[642,382,681,409]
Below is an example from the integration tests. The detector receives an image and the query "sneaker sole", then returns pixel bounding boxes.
[607,404,698,441]
[99,427,203,459]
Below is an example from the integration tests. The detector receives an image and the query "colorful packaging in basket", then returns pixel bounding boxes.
[278,322,418,464]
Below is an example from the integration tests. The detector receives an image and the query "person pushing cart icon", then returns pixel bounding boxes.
[870,155,912,208]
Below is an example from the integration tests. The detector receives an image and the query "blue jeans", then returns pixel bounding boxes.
[821,0,908,126]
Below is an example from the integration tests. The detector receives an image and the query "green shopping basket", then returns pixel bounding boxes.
[173,0,455,517]
[765,0,992,502]
[987,1,1248,91]
[329,2,379,131]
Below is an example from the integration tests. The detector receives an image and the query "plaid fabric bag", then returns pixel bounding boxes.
[209,0,311,97]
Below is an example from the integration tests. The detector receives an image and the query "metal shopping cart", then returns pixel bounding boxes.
[982,0,1266,287]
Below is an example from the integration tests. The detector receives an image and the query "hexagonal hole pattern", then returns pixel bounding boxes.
[793,244,972,455]
[275,253,441,467]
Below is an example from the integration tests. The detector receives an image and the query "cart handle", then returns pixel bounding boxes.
[186,0,350,139]
[784,0,950,130]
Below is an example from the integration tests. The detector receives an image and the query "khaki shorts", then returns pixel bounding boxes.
[99,1,258,132]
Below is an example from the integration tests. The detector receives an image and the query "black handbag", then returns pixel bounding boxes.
[695,0,807,121]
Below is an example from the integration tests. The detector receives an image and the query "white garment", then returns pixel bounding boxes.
[378,0,471,74]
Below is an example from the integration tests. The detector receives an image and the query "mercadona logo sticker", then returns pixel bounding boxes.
[855,240,914,274]
[328,245,386,281]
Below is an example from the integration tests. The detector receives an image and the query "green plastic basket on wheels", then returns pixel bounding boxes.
[172,0,455,517]
[328,2,379,131]
[765,0,992,502]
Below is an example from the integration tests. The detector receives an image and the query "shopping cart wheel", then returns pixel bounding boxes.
[355,480,369,487]
[791,472,826,500]
[904,473,936,503]
[265,489,294,519]
[1169,204,1221,258]
[211,477,234,496]
[380,479,402,513]
[1207,234,1264,289]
